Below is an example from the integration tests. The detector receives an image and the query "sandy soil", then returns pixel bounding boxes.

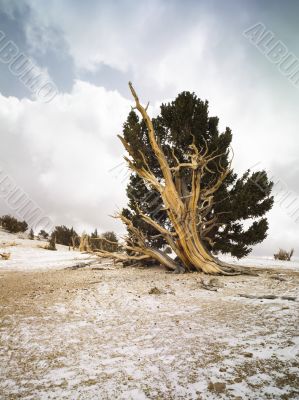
[0,263,298,400]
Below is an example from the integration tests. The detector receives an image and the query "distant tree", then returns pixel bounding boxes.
[29,228,34,240]
[101,231,119,252]
[90,228,100,250]
[274,248,294,261]
[91,228,98,238]
[51,225,79,247]
[90,230,118,252]
[45,233,57,251]
[38,230,49,240]
[0,215,28,233]
[71,234,80,249]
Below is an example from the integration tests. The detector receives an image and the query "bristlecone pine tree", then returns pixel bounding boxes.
[97,83,273,274]
[29,228,34,240]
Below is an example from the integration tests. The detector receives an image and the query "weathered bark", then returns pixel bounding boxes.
[98,82,242,274]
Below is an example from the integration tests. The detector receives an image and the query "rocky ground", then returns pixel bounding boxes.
[0,262,298,400]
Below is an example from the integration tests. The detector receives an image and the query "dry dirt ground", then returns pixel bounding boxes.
[0,263,298,400]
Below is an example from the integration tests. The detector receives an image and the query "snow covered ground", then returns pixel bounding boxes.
[0,229,298,399]
[0,229,97,271]
[220,254,299,271]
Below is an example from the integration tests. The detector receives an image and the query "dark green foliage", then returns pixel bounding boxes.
[123,91,273,258]
[90,230,118,252]
[46,233,57,251]
[38,229,49,240]
[90,228,100,250]
[29,228,34,240]
[91,229,98,239]
[0,215,28,233]
[101,231,118,252]
[51,225,79,247]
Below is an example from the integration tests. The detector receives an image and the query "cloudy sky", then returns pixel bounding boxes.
[0,0,298,256]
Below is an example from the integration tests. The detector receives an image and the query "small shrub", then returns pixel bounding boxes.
[45,234,57,251]
[0,252,11,260]
[0,215,28,233]
[28,228,34,240]
[274,248,294,261]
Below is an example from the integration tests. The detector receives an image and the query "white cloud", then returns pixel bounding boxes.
[0,81,131,234]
